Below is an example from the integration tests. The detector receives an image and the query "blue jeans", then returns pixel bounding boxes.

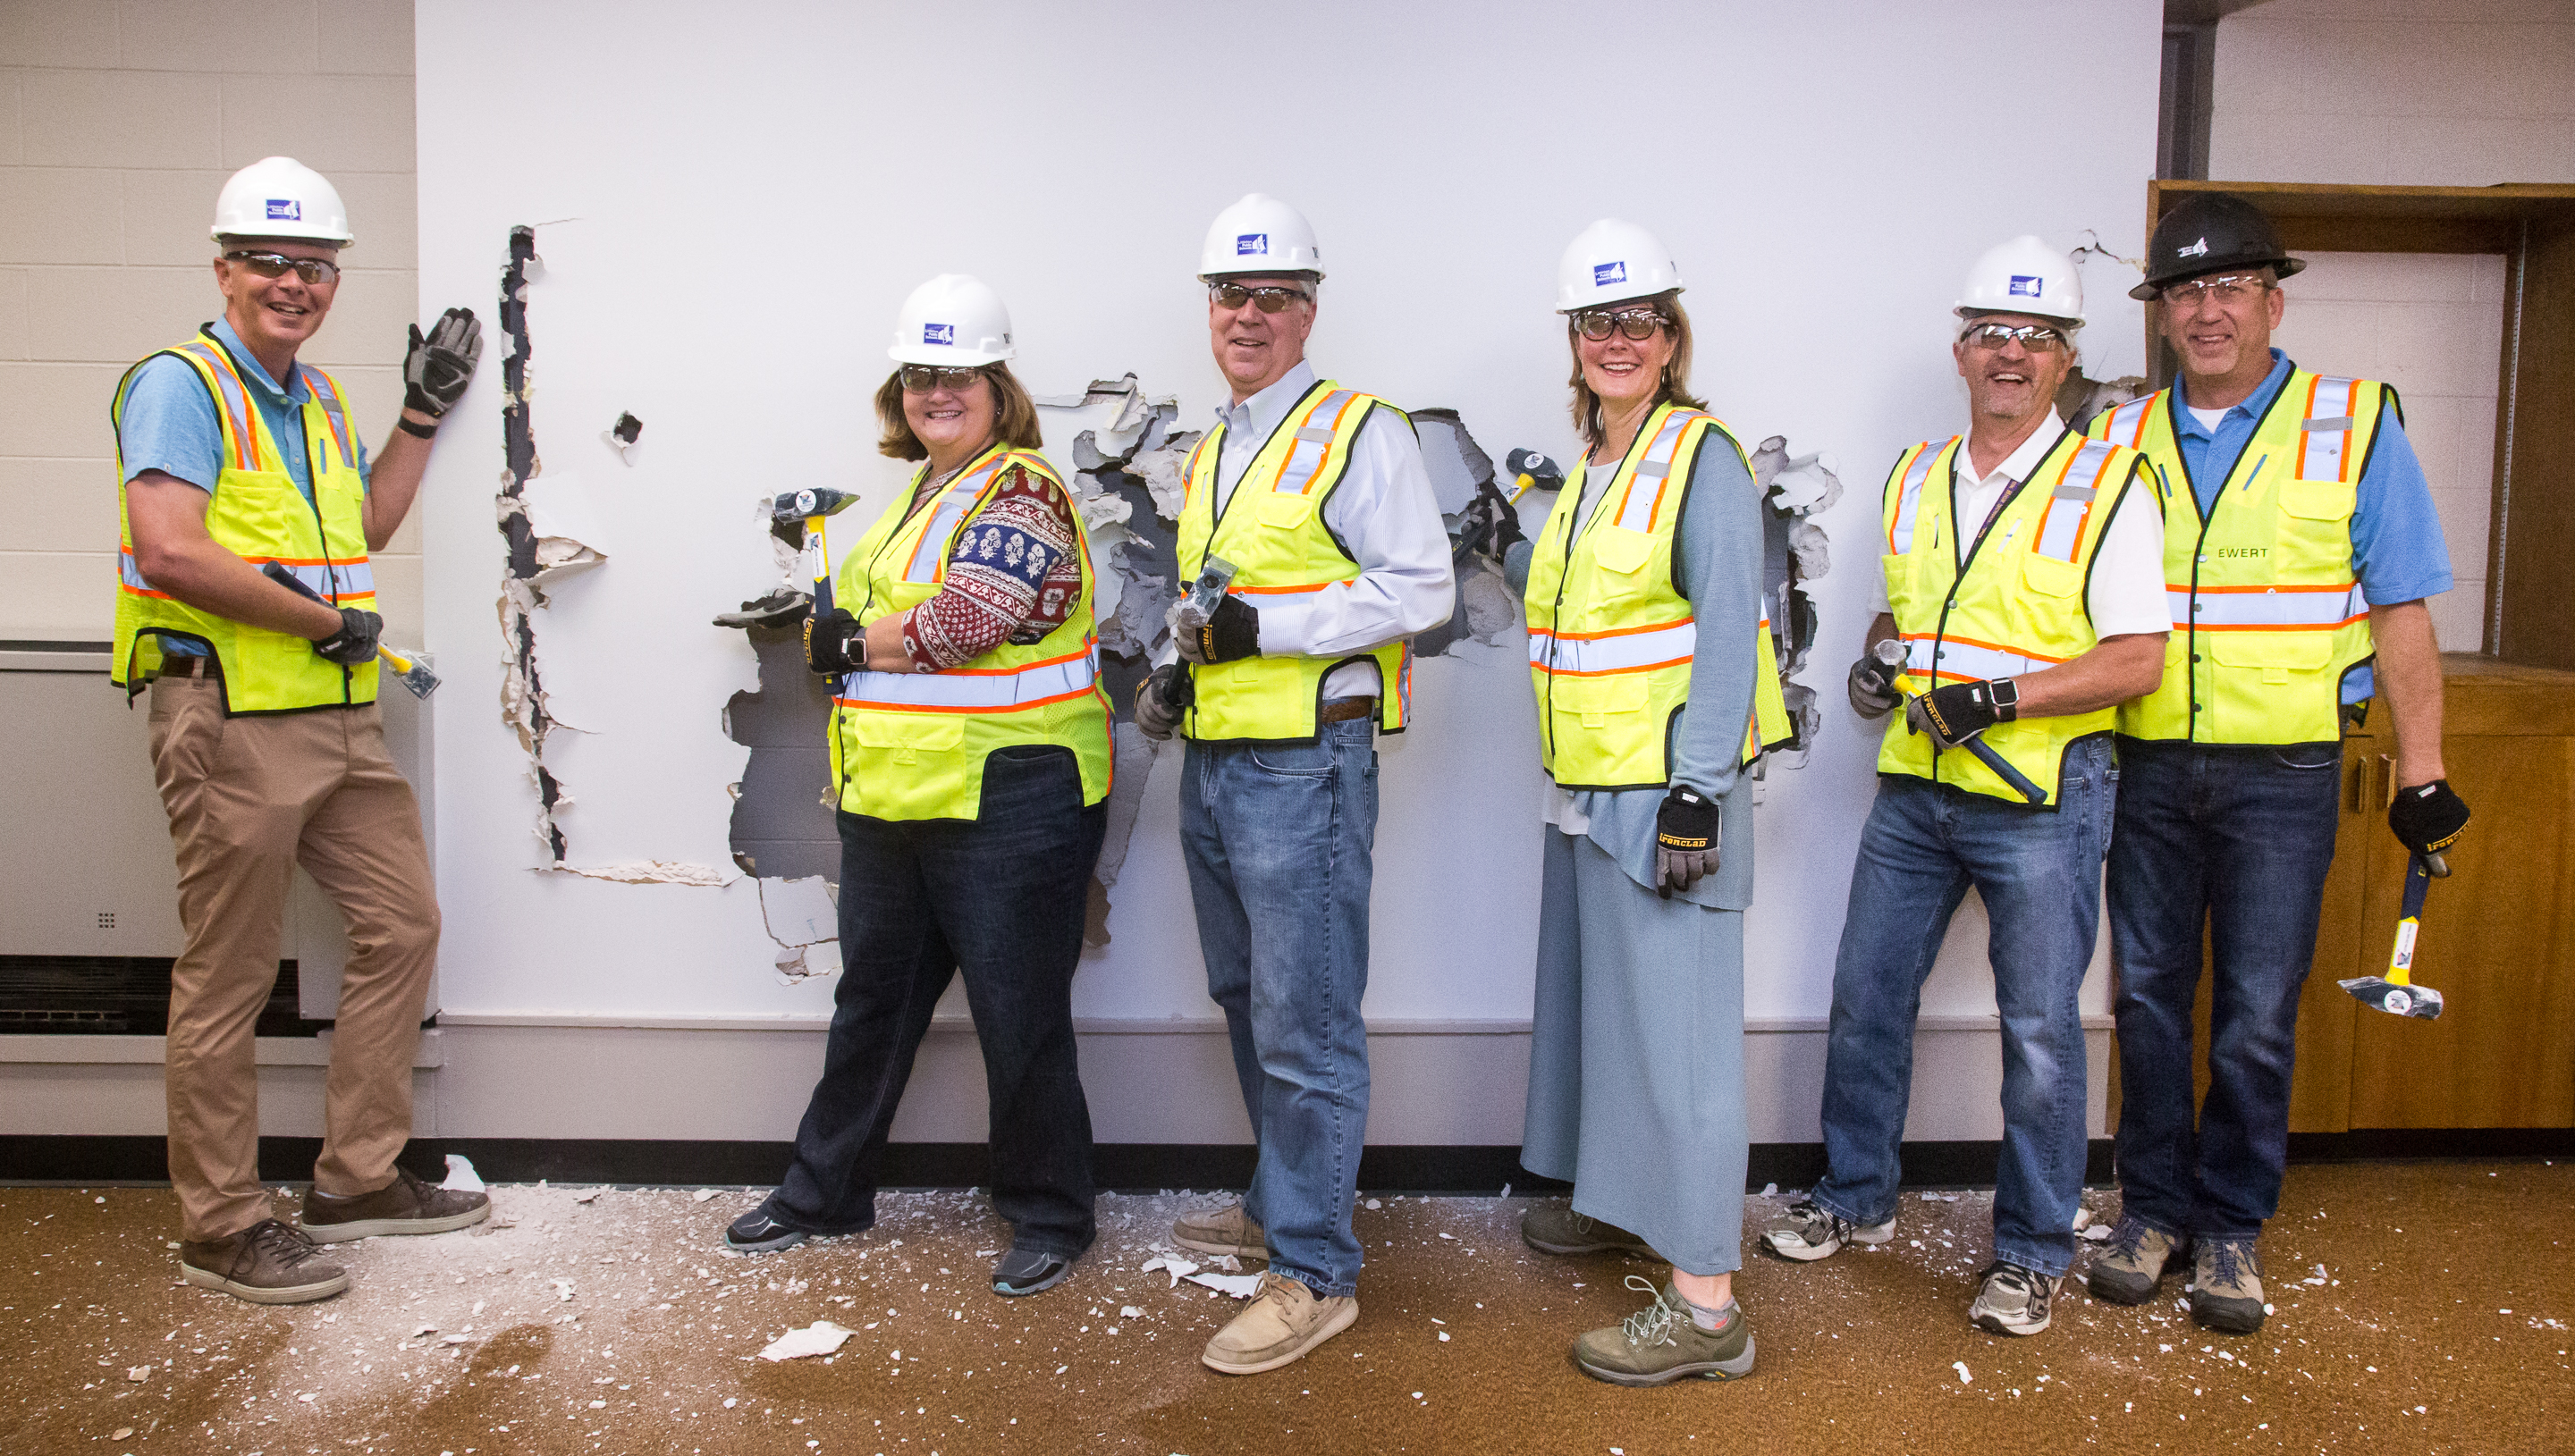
[1812,736,2114,1278]
[2107,736,2343,1241]
[1179,713,1380,1297]
[772,745,1108,1257]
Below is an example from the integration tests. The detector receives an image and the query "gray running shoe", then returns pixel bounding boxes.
[723,1205,808,1253]
[1760,1199,1895,1262]
[1521,1203,1653,1257]
[2087,1215,2188,1305]
[1572,1275,1757,1386]
[180,1219,349,1305]
[1969,1261,2059,1336]
[2191,1237,2267,1334]
[992,1245,1075,1297]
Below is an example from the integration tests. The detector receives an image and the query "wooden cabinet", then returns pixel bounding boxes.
[2283,655,2575,1131]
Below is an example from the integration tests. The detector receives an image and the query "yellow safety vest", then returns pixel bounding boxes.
[1522,402,1793,790]
[1878,429,2142,804]
[827,443,1113,822]
[2090,371,2383,745]
[110,329,377,715]
[1174,380,1411,744]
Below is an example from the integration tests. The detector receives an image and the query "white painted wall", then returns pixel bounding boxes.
[410,0,2163,1060]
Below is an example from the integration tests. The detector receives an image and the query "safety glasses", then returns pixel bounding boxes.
[223,250,341,286]
[899,364,986,393]
[2159,273,2271,308]
[1573,307,1667,342]
[1959,322,2069,353]
[1209,282,1311,314]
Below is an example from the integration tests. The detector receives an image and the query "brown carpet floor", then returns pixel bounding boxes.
[2,1162,2568,1455]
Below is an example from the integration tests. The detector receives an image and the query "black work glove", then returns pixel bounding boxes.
[2388,778,2469,857]
[1907,677,2017,751]
[1847,652,1901,720]
[1175,595,1260,665]
[1653,785,1723,900]
[313,608,383,666]
[806,607,863,677]
[1135,664,1189,741]
[1457,481,1525,559]
[402,307,483,419]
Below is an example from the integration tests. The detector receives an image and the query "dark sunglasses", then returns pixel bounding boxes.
[1209,282,1311,314]
[899,364,987,393]
[223,250,341,286]
[1573,307,1667,341]
[1958,322,2069,353]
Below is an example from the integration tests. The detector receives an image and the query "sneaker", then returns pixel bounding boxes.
[1200,1270,1358,1375]
[1760,1199,1895,1262]
[2086,1215,2188,1305]
[1521,1203,1654,1257]
[1172,1199,1268,1261]
[180,1219,350,1305]
[300,1166,489,1242]
[2191,1237,2267,1334]
[1969,1261,2060,1336]
[724,1204,808,1253]
[1572,1275,1757,1386]
[992,1246,1075,1297]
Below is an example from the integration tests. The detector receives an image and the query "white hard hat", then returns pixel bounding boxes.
[209,156,352,246]
[1955,235,2085,327]
[1198,194,1324,281]
[1556,219,1683,313]
[888,274,1015,366]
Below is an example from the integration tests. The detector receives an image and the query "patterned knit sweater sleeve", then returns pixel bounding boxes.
[895,465,1084,672]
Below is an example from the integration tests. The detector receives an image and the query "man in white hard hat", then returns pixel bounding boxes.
[111,156,487,1303]
[1760,238,2168,1338]
[1135,193,1453,1374]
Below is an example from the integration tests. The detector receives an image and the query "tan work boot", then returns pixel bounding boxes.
[1522,1202,1654,1257]
[2191,1237,2267,1334]
[1201,1270,1358,1375]
[1171,1199,1268,1261]
[2086,1215,2188,1305]
[180,1218,350,1305]
[301,1166,491,1242]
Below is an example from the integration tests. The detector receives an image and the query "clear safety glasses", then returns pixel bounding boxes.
[2159,273,2272,308]
[223,250,341,286]
[899,364,986,393]
[1959,322,2069,354]
[1209,282,1311,314]
[1573,307,1668,342]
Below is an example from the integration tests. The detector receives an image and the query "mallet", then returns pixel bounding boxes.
[261,561,439,699]
[2340,852,2448,1020]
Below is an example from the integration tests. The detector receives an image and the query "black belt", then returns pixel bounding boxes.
[160,654,221,679]
[1318,696,1378,724]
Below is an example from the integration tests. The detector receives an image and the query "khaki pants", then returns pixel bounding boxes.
[148,678,440,1241]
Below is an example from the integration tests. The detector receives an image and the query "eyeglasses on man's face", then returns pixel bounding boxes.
[1959,322,2068,354]
[224,250,341,286]
[1209,282,1311,315]
[2159,274,2270,309]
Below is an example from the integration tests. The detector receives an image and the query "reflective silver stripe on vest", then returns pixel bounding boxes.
[2169,581,2369,629]
[2298,375,2361,482]
[2106,395,2155,450]
[1526,619,1697,676]
[1903,633,2065,683]
[902,456,1011,583]
[1271,389,1359,495]
[178,341,259,467]
[1887,439,1949,555]
[302,365,353,470]
[838,642,1098,711]
[2031,438,2117,563]
[1611,411,1705,533]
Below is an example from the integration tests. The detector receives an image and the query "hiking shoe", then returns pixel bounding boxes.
[723,1203,809,1253]
[1969,1261,2059,1336]
[1572,1275,1757,1386]
[181,1219,349,1305]
[992,1246,1076,1297]
[300,1166,489,1242]
[2087,1215,2188,1305]
[2191,1237,2267,1334]
[1760,1199,1895,1262]
[1200,1271,1358,1375]
[1172,1199,1268,1261]
[1521,1203,1654,1257]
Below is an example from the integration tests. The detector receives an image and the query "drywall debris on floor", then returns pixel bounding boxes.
[758,1321,855,1361]
[441,1155,485,1192]
[1185,1271,1262,1299]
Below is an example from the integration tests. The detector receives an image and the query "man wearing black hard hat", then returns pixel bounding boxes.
[2084,192,2467,1335]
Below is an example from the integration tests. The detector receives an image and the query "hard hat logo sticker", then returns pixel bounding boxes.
[1593,261,1626,287]
[2178,237,2210,258]
[923,323,955,346]
[266,198,301,221]
[2007,274,2042,298]
[1236,233,1268,256]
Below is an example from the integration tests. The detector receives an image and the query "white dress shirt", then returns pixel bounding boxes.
[1204,360,1456,698]
[1870,409,2170,638]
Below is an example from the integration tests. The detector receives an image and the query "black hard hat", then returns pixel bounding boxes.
[2129,192,2305,300]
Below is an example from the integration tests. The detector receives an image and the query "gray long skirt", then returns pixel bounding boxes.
[1519,827,1748,1275]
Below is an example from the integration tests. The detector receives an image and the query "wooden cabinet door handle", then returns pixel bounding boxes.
[2379,753,2396,810]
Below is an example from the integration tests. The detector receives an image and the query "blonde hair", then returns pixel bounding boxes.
[1566,290,1706,452]
[874,361,1043,461]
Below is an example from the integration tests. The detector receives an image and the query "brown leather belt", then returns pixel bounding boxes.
[160,654,220,679]
[1317,696,1379,724]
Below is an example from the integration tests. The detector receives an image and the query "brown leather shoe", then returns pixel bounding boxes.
[1171,1199,1268,1261]
[180,1219,349,1305]
[1201,1270,1358,1375]
[300,1166,491,1242]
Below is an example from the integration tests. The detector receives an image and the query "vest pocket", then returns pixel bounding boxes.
[2277,479,2358,575]
[1551,669,1647,729]
[2208,632,2331,686]
[1585,526,1656,596]
[1254,492,1316,530]
[1880,552,1917,618]
[208,469,302,550]
[2019,552,2084,599]
[849,711,966,765]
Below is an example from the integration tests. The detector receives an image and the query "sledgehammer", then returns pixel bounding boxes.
[2340,852,2448,1019]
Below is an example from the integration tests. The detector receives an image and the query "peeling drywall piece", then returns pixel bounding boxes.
[1750,435,1843,770]
[2056,369,2148,433]
[1412,408,1524,660]
[760,875,841,984]
[492,224,576,865]
[557,861,739,887]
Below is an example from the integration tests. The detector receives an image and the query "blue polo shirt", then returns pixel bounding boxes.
[2172,349,2453,702]
[117,318,371,652]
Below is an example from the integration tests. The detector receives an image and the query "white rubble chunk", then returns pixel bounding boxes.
[441,1155,485,1192]
[1185,1272,1264,1299]
[758,1321,856,1362]
[1954,1360,1972,1384]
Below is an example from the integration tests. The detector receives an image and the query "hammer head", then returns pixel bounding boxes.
[2338,975,2444,1019]
[1174,556,1238,631]
[771,488,860,526]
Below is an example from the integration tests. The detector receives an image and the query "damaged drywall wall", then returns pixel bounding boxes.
[1749,434,1841,770]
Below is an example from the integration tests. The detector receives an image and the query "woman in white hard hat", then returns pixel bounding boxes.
[1504,219,1787,1384]
[723,274,1113,1300]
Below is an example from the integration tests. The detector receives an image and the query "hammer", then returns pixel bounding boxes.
[770,488,865,619]
[261,561,439,699]
[1153,556,1238,718]
[1875,637,2051,806]
[2340,852,2448,1019]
